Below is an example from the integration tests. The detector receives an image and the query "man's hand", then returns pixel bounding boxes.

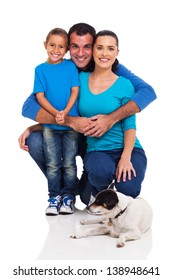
[83,101,140,137]
[65,116,93,133]
[18,124,42,151]
[18,128,31,151]
[83,114,114,137]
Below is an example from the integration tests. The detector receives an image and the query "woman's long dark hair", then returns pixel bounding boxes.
[88,30,119,73]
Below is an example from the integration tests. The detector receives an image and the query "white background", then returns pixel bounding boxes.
[0,0,172,279]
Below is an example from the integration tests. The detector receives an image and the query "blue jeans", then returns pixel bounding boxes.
[84,148,147,198]
[26,132,146,203]
[41,128,79,198]
[26,131,90,203]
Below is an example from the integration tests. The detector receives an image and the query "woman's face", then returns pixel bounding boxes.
[93,35,119,69]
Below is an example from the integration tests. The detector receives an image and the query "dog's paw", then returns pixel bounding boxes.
[116,241,125,248]
[80,219,87,225]
[70,234,78,239]
[70,233,83,239]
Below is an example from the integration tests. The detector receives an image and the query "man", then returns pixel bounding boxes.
[18,23,156,205]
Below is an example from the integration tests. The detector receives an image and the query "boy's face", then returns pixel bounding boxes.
[69,32,93,69]
[44,34,68,64]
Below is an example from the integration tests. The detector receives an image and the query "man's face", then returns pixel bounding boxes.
[69,32,93,69]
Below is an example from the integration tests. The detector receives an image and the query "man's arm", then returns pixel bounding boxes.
[22,65,156,136]
[116,63,157,110]
[35,107,56,123]
[83,64,157,137]
[18,123,42,151]
[84,101,138,136]
[22,93,57,124]
[22,93,92,132]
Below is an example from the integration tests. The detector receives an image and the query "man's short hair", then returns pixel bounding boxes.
[68,23,96,44]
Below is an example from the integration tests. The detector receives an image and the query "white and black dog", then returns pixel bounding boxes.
[71,182,153,247]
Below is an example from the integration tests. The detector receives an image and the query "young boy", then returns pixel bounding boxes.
[32,28,80,215]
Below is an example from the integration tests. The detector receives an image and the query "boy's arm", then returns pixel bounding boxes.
[64,86,79,115]
[56,86,79,124]
[36,92,59,117]
[21,92,92,132]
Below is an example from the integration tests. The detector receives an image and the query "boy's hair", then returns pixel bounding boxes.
[45,28,68,44]
[68,23,96,45]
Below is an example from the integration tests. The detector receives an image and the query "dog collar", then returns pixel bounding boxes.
[114,207,127,219]
[107,207,128,227]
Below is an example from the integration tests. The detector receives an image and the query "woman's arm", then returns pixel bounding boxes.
[116,129,136,183]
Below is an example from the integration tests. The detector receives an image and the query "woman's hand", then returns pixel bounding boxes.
[116,156,136,183]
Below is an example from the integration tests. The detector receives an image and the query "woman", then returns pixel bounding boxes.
[78,30,147,199]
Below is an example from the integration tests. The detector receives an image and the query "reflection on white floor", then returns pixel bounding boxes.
[5,150,171,266]
[37,200,153,260]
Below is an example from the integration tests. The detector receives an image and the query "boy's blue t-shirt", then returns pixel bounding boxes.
[32,59,80,130]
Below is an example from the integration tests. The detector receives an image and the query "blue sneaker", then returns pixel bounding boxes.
[59,195,75,214]
[45,195,62,216]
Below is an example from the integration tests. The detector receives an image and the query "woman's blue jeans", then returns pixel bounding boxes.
[84,148,147,198]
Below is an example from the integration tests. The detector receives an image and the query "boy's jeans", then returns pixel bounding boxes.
[43,127,79,198]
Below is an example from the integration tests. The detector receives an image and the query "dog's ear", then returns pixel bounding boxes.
[108,180,116,190]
